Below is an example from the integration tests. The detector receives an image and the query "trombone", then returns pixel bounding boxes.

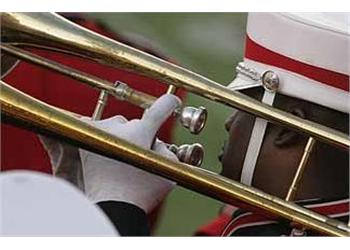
[1,12,349,236]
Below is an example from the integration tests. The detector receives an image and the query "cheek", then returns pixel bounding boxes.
[221,114,255,180]
[252,128,307,197]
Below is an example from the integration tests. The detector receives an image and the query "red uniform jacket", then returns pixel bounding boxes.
[196,198,349,236]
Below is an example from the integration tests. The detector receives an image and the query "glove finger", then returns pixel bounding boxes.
[81,115,128,131]
[79,115,93,123]
[153,139,178,162]
[98,115,128,124]
[141,94,181,133]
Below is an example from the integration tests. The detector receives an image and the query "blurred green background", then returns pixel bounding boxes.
[87,13,247,236]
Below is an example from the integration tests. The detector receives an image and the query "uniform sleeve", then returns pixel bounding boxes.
[96,201,150,236]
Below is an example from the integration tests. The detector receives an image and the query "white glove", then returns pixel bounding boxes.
[79,94,181,213]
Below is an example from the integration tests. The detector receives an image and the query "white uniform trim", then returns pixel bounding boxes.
[329,212,349,218]
[226,220,278,236]
[305,198,349,208]
[221,212,253,235]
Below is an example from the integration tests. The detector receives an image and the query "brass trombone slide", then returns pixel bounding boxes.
[0,44,157,109]
[1,12,349,150]
[0,44,208,135]
[1,81,349,236]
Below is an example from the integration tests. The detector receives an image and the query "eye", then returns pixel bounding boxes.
[291,108,305,119]
[274,108,306,147]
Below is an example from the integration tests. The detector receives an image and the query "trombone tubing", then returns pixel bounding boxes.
[0,44,156,109]
[1,80,349,237]
[1,12,349,150]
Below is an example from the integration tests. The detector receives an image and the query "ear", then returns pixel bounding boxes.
[274,108,306,147]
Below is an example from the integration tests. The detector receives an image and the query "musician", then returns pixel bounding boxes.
[196,13,349,236]
[5,13,348,237]
[59,13,347,237]
[1,13,183,233]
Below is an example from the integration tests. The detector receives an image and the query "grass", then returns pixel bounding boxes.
[87,13,247,235]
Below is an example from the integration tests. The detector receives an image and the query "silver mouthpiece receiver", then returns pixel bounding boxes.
[168,143,204,167]
[177,106,207,134]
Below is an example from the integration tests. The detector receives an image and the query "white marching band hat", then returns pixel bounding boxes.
[0,171,118,236]
[227,13,350,186]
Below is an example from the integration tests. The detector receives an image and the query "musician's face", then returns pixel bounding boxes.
[219,109,306,198]
[219,88,349,199]
[219,89,306,197]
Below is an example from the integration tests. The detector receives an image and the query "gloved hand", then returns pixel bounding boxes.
[41,94,181,213]
[80,94,181,212]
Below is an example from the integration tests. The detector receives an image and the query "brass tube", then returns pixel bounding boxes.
[2,12,348,150]
[1,80,349,236]
[0,44,157,109]
[166,85,177,94]
[286,137,316,202]
[92,90,109,120]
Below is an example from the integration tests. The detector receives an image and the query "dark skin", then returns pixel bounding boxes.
[219,88,349,201]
